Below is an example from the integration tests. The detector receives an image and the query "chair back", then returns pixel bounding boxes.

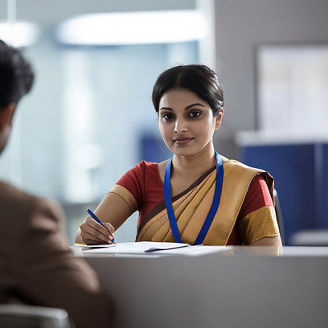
[273,189,285,244]
[0,304,71,328]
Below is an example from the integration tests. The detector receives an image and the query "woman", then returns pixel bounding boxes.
[76,64,281,246]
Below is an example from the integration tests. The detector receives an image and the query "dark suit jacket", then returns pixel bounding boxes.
[0,181,114,328]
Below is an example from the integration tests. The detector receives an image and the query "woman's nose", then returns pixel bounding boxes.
[174,118,187,134]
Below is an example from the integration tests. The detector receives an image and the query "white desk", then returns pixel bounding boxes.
[80,247,328,328]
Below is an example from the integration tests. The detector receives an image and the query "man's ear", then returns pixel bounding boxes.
[0,102,16,130]
[215,108,224,130]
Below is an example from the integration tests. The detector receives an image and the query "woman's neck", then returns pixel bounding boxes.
[171,144,216,180]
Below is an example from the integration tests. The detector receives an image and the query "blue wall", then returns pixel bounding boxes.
[239,142,328,245]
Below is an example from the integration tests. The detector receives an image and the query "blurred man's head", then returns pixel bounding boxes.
[0,39,34,153]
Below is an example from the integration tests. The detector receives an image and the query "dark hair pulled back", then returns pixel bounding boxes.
[152,64,224,116]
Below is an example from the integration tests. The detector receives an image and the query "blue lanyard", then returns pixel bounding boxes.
[164,152,224,245]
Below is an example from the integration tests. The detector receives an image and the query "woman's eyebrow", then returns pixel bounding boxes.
[159,103,205,111]
[185,103,205,110]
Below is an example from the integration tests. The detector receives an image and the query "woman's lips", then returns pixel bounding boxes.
[173,137,193,145]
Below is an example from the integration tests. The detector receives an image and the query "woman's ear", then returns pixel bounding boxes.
[0,102,16,130]
[214,108,224,130]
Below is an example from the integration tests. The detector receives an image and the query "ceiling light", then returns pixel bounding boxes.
[0,21,39,47]
[56,10,207,45]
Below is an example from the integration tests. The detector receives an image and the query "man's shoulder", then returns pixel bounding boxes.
[0,180,36,201]
[0,180,63,225]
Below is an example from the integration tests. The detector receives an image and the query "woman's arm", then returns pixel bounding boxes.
[251,236,282,246]
[238,175,282,246]
[250,236,283,256]
[75,192,134,244]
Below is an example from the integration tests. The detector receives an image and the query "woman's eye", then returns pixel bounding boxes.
[189,111,201,118]
[161,113,175,121]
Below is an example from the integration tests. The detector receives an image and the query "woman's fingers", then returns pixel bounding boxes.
[80,217,114,244]
[82,231,110,245]
[104,222,115,241]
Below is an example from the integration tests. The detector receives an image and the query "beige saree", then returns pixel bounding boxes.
[135,159,279,245]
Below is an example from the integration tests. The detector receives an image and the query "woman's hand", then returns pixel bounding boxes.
[79,217,115,244]
[75,192,134,244]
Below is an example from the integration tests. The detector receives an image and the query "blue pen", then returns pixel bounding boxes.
[87,209,115,243]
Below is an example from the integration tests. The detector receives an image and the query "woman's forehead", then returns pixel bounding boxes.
[159,88,208,108]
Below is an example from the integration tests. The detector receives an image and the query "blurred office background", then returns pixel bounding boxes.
[0,0,327,245]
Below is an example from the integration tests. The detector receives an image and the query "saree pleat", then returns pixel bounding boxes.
[160,170,215,244]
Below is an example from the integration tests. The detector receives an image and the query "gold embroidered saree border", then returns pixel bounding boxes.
[108,184,138,213]
[238,206,279,244]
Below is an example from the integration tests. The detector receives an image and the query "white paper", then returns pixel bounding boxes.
[153,245,233,256]
[81,242,186,253]
[81,241,232,256]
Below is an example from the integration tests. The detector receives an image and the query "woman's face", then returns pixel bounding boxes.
[158,88,223,158]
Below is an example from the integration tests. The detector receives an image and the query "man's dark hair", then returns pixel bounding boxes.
[152,64,224,116]
[0,39,34,109]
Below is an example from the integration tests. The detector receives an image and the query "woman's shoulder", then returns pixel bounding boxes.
[136,159,170,171]
[135,160,163,172]
[221,156,274,194]
[124,160,167,181]
[221,156,273,185]
[116,160,169,194]
[222,157,266,175]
